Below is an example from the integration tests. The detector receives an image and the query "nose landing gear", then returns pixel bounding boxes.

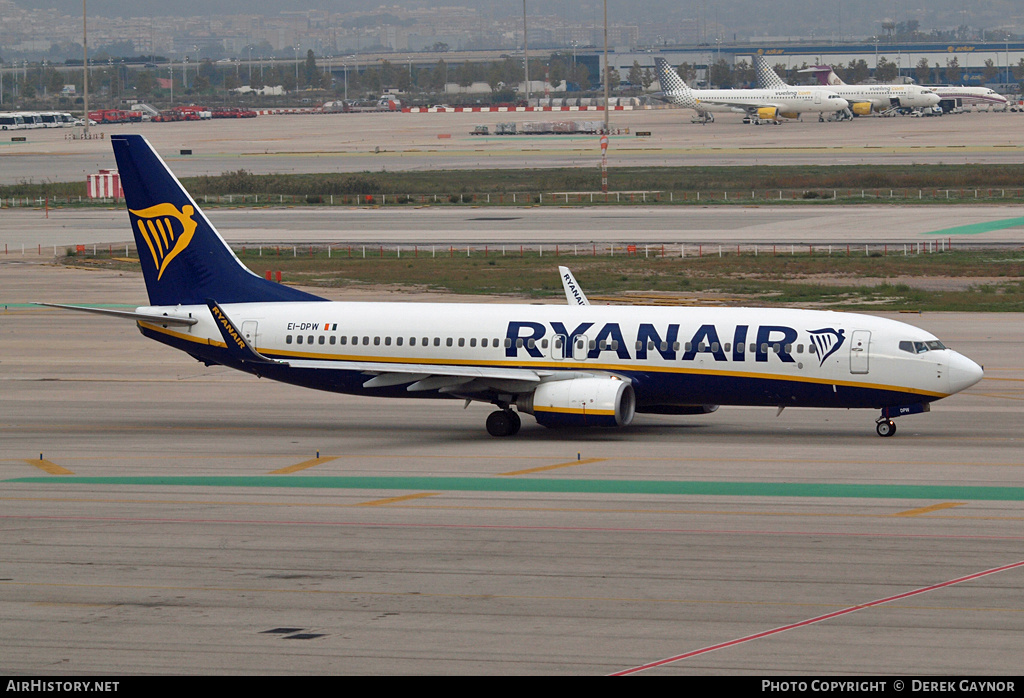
[875,418,897,437]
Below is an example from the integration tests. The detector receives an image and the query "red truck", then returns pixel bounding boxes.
[88,109,143,124]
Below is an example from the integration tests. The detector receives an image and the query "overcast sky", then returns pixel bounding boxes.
[10,1,1020,41]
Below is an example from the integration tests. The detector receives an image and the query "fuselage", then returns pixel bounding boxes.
[926,86,1009,106]
[676,88,849,117]
[830,84,941,110]
[137,301,982,411]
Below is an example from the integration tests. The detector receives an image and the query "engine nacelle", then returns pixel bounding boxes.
[777,111,799,120]
[851,101,873,116]
[517,377,636,428]
[756,107,779,121]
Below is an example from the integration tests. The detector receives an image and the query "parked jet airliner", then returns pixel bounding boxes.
[799,65,998,112]
[42,135,983,437]
[654,57,849,122]
[753,57,940,115]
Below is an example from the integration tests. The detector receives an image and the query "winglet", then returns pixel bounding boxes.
[205,299,282,365]
[558,266,590,306]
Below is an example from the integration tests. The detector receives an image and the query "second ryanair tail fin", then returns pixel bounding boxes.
[111,134,326,307]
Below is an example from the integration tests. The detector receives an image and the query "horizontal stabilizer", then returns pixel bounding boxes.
[35,302,198,326]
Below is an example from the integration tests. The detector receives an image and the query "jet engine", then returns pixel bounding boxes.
[851,102,873,116]
[778,111,799,120]
[756,107,780,121]
[517,377,636,428]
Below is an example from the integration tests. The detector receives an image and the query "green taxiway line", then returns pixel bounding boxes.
[927,216,1024,236]
[5,476,1024,501]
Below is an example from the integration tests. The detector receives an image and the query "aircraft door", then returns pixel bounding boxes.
[850,330,870,374]
[241,321,258,349]
[814,91,821,105]
[551,334,567,360]
[571,334,589,362]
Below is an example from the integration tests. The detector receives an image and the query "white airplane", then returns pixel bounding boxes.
[920,85,1009,109]
[654,57,849,123]
[795,64,951,114]
[41,134,984,438]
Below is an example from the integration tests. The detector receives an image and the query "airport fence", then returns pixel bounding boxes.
[14,239,957,260]
[3,188,1024,209]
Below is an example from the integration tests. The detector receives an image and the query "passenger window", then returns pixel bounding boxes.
[396,337,403,346]
[384,336,391,346]
[527,338,536,349]
[458,338,465,347]
[433,338,440,346]
[307,335,314,345]
[506,338,513,348]
[297,335,303,344]
[374,337,381,346]
[362,337,369,345]
[481,338,488,348]
[286,335,292,344]
[318,336,325,345]
[724,343,731,352]
[710,342,719,352]
[446,338,453,347]
[409,337,416,346]
[330,336,336,345]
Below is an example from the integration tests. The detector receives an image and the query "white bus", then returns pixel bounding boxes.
[0,112,26,130]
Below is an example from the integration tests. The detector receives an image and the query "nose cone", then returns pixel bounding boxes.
[922,91,940,106]
[834,97,849,109]
[947,351,984,394]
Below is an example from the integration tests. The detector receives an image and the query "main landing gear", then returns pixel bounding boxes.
[486,409,521,437]
[875,418,897,438]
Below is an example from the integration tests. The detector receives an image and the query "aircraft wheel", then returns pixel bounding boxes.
[508,410,521,436]
[486,410,517,437]
[876,419,897,438]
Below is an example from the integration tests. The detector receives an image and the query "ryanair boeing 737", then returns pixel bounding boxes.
[42,135,983,437]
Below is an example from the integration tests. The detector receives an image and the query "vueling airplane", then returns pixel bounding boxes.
[653,57,849,123]
[42,135,983,437]
[793,64,945,114]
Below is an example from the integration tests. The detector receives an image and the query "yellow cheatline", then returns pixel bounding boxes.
[270,456,340,475]
[892,502,965,517]
[498,458,607,477]
[23,459,74,475]
[356,492,441,506]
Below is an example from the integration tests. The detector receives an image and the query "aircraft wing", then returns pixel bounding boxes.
[203,299,594,397]
[694,97,772,113]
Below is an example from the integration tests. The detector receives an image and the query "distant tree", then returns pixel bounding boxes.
[642,67,654,90]
[627,60,643,88]
[675,62,697,84]
[915,58,931,85]
[429,59,448,91]
[945,57,962,85]
[431,42,449,53]
[982,59,999,84]
[304,49,318,88]
[847,59,870,84]
[134,69,157,96]
[709,59,733,88]
[875,57,898,83]
[604,67,619,91]
[572,63,591,91]
[732,59,753,87]
[455,62,475,89]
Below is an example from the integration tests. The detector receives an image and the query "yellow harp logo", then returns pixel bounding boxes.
[129,203,198,281]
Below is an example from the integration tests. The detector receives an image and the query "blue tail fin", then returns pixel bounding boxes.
[111,134,325,306]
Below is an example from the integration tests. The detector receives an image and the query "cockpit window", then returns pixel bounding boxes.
[899,340,947,354]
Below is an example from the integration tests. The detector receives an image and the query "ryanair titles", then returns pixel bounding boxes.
[505,321,823,363]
